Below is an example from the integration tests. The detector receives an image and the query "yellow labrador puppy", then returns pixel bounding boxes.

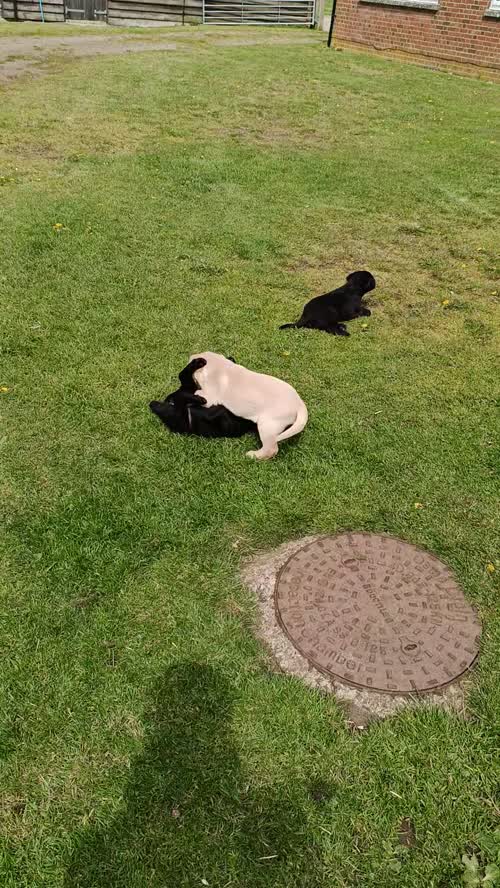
[190,352,308,460]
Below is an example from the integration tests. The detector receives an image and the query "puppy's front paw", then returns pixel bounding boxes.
[195,387,207,401]
[246,447,278,461]
[190,357,207,371]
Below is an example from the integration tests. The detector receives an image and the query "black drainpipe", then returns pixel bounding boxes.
[327,0,338,47]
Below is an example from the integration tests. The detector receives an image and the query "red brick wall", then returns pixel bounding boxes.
[334,0,500,70]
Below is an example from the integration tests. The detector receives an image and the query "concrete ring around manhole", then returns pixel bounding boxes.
[242,534,481,722]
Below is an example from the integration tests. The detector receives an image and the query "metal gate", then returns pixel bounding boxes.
[65,0,106,19]
[202,0,315,25]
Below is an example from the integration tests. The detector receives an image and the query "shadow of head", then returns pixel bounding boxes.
[65,662,324,888]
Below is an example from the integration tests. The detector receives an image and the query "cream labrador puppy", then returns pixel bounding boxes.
[190,351,308,460]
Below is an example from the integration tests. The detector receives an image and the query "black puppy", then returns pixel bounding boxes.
[280,270,376,336]
[150,357,256,439]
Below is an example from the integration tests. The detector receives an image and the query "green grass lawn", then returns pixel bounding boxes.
[1,25,499,888]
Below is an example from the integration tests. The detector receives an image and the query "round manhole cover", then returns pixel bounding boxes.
[275,534,480,694]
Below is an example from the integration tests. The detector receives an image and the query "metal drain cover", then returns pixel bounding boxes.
[275,533,480,694]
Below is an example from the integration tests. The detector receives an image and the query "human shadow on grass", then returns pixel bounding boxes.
[65,663,324,888]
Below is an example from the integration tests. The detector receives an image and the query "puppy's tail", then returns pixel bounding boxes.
[279,322,297,330]
[276,399,308,443]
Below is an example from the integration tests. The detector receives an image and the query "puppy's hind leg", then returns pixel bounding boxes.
[328,323,349,336]
[246,416,282,461]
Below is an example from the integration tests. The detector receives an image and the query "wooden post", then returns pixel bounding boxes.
[315,0,325,29]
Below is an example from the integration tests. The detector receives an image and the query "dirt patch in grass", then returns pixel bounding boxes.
[0,35,178,62]
[215,122,328,149]
[0,57,43,82]
[0,35,178,83]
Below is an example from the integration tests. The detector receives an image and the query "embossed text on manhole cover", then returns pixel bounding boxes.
[274,533,480,694]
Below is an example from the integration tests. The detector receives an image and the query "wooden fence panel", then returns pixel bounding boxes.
[2,0,65,20]
[108,0,201,23]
